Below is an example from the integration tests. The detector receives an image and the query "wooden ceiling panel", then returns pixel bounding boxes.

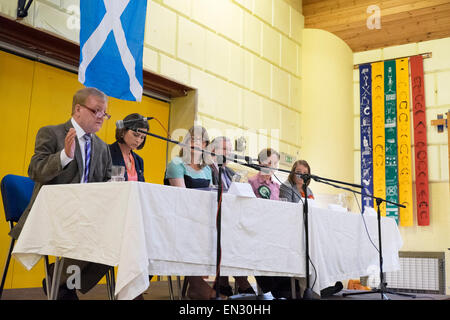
[303,0,450,52]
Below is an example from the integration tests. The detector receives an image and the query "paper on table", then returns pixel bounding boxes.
[228,182,256,198]
[364,206,377,216]
[328,204,347,212]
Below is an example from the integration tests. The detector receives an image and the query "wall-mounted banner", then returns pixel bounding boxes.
[384,60,399,224]
[79,0,148,101]
[359,64,373,209]
[371,62,386,216]
[410,55,430,226]
[396,58,413,227]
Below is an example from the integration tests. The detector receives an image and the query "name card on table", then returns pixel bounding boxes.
[228,182,256,198]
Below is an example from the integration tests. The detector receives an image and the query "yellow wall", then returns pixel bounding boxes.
[353,39,450,294]
[0,0,305,170]
[301,29,354,196]
[0,50,169,288]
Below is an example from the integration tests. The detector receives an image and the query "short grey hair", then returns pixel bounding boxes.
[210,136,232,150]
[72,87,108,114]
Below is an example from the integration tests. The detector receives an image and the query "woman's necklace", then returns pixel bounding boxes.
[123,152,132,170]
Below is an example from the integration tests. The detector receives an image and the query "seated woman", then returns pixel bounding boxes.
[165,125,225,300]
[165,125,212,189]
[109,113,148,182]
[109,113,149,300]
[279,159,314,202]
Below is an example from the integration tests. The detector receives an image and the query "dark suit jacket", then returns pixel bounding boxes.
[9,119,112,293]
[10,119,112,239]
[108,141,145,182]
[209,164,236,187]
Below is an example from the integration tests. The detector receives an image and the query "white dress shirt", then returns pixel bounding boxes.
[59,118,89,183]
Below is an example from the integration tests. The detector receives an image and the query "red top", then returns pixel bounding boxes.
[124,153,138,181]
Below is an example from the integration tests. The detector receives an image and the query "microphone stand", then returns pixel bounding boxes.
[301,178,314,300]
[131,128,236,300]
[308,176,415,300]
[223,160,318,299]
[214,162,224,300]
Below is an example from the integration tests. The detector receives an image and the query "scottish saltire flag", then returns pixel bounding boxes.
[78,0,147,101]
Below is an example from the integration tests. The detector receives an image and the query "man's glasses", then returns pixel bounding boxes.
[79,104,111,120]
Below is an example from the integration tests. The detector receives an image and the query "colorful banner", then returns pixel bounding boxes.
[371,62,386,216]
[384,60,399,223]
[359,64,373,209]
[410,55,430,226]
[396,58,413,226]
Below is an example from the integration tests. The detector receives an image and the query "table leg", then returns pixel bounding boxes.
[50,257,64,300]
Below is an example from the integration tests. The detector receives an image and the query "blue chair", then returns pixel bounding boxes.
[0,174,116,300]
[0,174,35,299]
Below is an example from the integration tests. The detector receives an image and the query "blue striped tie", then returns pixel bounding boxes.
[83,134,91,183]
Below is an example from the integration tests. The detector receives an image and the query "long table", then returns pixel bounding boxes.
[12,181,402,299]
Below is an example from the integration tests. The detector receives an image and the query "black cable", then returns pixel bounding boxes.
[312,177,380,255]
[352,192,379,254]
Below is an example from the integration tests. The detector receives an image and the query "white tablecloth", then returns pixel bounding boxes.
[12,182,402,299]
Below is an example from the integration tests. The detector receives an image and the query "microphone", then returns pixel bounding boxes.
[296,173,311,183]
[116,116,153,129]
[229,153,253,164]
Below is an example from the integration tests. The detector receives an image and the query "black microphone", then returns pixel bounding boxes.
[296,173,311,183]
[116,116,153,129]
[229,153,253,164]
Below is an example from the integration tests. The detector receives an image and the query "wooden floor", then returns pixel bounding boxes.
[1,281,449,300]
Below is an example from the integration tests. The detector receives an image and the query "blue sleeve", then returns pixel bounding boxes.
[165,158,185,179]
[204,165,212,182]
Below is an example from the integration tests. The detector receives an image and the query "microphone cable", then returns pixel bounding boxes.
[150,117,171,139]
[352,191,380,254]
[312,177,380,255]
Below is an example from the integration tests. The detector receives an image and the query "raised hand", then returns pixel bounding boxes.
[65,128,77,158]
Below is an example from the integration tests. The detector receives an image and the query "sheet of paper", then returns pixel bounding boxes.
[228,182,256,198]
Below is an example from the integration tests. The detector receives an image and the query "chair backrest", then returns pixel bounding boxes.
[1,174,35,223]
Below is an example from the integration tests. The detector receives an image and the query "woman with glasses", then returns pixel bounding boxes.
[164,125,212,189]
[109,113,149,182]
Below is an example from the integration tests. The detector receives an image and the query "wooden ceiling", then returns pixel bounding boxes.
[303,0,450,52]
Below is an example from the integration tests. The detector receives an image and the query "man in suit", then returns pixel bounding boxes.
[10,87,112,299]
[208,136,256,297]
[208,136,236,190]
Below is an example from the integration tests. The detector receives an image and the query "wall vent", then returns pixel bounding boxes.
[368,251,446,294]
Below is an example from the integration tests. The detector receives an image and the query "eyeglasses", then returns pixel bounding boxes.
[79,104,111,120]
[190,136,204,143]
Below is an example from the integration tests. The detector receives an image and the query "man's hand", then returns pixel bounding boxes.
[65,128,77,158]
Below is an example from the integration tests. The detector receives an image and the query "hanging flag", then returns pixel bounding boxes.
[78,0,148,101]
[384,60,399,224]
[359,64,373,210]
[410,55,430,226]
[396,58,413,227]
[371,62,386,216]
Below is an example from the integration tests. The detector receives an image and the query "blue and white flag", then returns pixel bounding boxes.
[78,0,147,101]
